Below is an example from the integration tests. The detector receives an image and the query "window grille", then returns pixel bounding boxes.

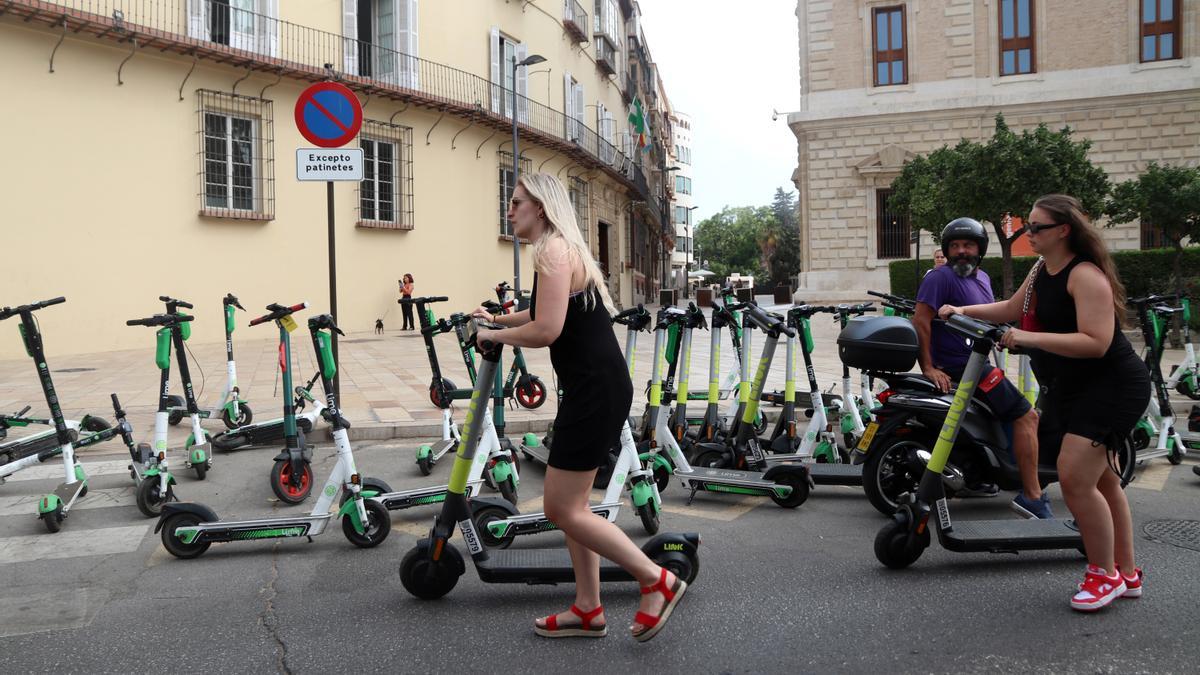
[356,120,414,230]
[999,0,1035,75]
[1140,220,1168,249]
[1141,0,1182,62]
[876,189,910,259]
[196,89,274,219]
[498,151,533,236]
[872,6,908,86]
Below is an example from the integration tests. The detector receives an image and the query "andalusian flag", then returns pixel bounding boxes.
[628,98,649,151]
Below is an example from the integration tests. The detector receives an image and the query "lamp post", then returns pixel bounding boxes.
[684,205,699,298]
[660,162,681,301]
[511,53,546,309]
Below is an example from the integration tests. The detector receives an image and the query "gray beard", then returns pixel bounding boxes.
[952,260,977,277]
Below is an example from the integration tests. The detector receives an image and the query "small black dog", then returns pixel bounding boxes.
[374,319,384,334]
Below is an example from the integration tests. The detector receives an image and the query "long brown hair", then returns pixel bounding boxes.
[1032,194,1127,327]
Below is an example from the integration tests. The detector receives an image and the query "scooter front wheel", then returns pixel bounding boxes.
[399,544,463,599]
[221,403,253,430]
[472,504,515,550]
[135,477,170,517]
[514,376,547,409]
[417,453,434,476]
[43,505,64,533]
[498,475,518,506]
[637,501,660,535]
[161,512,210,559]
[270,460,313,504]
[874,517,929,569]
[342,499,391,548]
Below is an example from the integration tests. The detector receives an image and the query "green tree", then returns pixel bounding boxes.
[693,206,773,281]
[1105,162,1200,295]
[770,188,801,286]
[889,114,1110,297]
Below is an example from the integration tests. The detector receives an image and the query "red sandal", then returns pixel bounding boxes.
[533,605,607,638]
[632,568,688,643]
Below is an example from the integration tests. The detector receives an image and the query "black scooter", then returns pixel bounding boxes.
[399,318,700,599]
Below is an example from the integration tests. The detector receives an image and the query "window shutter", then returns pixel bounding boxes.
[490,27,502,114]
[187,0,208,40]
[573,82,585,138]
[516,42,529,124]
[342,0,359,76]
[563,72,574,140]
[400,0,420,88]
[264,0,279,57]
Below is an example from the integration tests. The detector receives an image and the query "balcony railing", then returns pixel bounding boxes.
[562,0,588,44]
[595,35,617,76]
[6,0,634,184]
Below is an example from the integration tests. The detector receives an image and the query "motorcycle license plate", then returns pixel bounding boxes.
[856,422,878,453]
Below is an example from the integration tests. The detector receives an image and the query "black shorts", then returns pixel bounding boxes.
[942,364,1032,423]
[547,382,633,472]
[1039,365,1150,450]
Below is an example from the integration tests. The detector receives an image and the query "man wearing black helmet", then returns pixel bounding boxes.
[914,218,1051,519]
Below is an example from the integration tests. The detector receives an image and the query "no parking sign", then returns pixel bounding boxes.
[294,82,363,147]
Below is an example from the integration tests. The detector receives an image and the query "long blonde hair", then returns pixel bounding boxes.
[1033,194,1128,328]
[518,173,616,315]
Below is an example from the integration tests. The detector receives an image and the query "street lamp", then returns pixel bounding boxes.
[511,53,546,309]
[660,164,681,300]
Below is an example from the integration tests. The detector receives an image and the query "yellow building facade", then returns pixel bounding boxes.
[0,0,673,358]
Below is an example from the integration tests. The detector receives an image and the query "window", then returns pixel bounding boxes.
[872,6,907,86]
[490,28,527,121]
[563,74,584,142]
[197,89,273,219]
[999,0,1035,75]
[675,175,692,195]
[498,151,532,237]
[1140,220,1168,249]
[358,120,414,229]
[342,0,419,86]
[569,177,589,243]
[674,205,688,224]
[676,235,687,252]
[597,102,616,164]
[876,189,909,259]
[188,0,279,56]
[1141,0,1181,62]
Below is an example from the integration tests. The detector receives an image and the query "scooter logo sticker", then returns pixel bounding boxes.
[324,485,337,497]
[458,518,483,554]
[936,498,952,530]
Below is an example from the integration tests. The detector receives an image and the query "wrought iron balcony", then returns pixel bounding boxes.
[5,0,633,186]
[595,35,617,77]
[562,0,588,45]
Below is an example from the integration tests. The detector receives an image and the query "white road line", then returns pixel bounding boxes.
[0,524,149,565]
[0,486,135,517]
[660,495,762,521]
[6,459,132,482]
[1129,463,1172,491]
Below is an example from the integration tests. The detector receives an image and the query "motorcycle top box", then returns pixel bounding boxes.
[837,316,918,373]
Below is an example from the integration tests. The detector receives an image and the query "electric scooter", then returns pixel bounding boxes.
[126,304,212,480]
[865,314,1121,567]
[210,373,324,451]
[1164,297,1199,400]
[166,293,252,429]
[156,313,391,558]
[491,281,548,409]
[1,408,109,473]
[398,317,699,600]
[648,306,812,508]
[0,297,93,532]
[479,304,663,547]
[1130,294,1191,463]
[830,303,880,450]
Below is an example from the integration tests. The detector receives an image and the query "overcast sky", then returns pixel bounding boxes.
[637,1,802,221]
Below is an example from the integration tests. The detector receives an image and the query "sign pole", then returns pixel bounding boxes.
[327,180,339,400]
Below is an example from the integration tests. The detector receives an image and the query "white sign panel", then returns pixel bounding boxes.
[296,148,364,181]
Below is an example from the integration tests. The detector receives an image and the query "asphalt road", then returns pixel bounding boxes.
[0,436,1198,673]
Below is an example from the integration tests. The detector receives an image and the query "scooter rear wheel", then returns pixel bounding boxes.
[212,433,248,452]
[770,473,810,509]
[161,512,210,559]
[399,545,462,599]
[270,460,313,504]
[42,505,64,533]
[471,503,515,549]
[166,396,185,426]
[417,454,434,476]
[221,403,253,430]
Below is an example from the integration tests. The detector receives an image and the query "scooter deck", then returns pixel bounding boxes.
[477,548,634,584]
[941,517,1080,552]
[519,442,550,466]
[429,439,456,458]
[681,466,783,490]
[805,462,863,486]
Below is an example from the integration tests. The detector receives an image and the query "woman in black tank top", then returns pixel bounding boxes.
[938,195,1147,612]
[472,174,687,641]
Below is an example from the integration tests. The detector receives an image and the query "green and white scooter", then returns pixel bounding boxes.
[127,301,211,480]
[1,408,109,481]
[1130,295,1197,462]
[0,297,94,532]
[166,293,252,430]
[479,305,663,547]
[156,312,391,558]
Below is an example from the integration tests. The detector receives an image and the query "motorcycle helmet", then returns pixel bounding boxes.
[940,218,988,277]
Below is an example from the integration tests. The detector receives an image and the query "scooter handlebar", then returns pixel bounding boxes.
[224,293,245,310]
[159,296,194,309]
[0,297,67,321]
[126,313,194,327]
[399,296,450,305]
[1130,293,1178,306]
[249,302,307,326]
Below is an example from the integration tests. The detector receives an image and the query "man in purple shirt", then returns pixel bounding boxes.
[914,218,1050,519]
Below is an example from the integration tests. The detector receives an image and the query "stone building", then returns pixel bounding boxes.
[788,0,1199,299]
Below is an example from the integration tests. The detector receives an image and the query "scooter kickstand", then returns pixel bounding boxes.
[686,484,699,506]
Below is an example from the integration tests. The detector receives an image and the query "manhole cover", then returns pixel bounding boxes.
[1143,520,1200,552]
[56,367,96,373]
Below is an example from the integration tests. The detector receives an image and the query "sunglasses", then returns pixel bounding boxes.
[1026,221,1064,234]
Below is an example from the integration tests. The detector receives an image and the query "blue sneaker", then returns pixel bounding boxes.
[1011,491,1054,519]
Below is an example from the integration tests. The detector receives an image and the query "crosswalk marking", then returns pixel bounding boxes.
[661,494,762,521]
[0,524,149,565]
[0,486,135,517]
[6,459,132,482]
